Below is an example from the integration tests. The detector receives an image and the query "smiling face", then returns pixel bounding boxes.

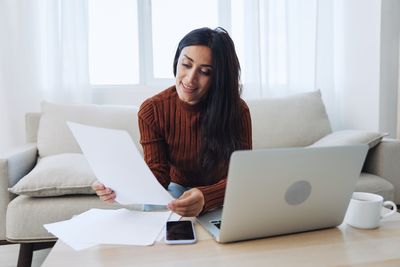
[175,45,213,105]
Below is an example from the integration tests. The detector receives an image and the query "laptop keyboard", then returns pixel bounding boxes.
[210,220,221,229]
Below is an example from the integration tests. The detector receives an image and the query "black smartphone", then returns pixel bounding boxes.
[165,220,196,244]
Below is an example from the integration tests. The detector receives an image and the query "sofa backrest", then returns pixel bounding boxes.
[35,102,141,158]
[247,90,332,148]
[25,112,41,143]
[26,91,332,157]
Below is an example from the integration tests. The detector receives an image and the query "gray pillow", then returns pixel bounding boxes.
[310,130,388,149]
[9,153,96,197]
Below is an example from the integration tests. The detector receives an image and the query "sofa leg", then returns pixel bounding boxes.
[17,243,33,267]
[17,242,56,267]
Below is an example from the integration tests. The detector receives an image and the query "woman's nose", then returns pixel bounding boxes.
[185,69,197,85]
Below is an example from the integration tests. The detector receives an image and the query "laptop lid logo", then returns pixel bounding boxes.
[285,180,312,205]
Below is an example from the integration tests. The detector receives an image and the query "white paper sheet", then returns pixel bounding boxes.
[44,217,97,250]
[44,209,172,250]
[67,122,174,205]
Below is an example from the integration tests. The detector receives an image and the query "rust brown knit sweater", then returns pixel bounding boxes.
[138,86,252,212]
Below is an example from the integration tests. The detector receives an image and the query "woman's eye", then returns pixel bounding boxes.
[200,70,211,76]
[182,63,191,68]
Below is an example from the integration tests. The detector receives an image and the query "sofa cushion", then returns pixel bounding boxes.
[355,172,394,201]
[6,195,142,241]
[247,90,332,149]
[310,130,387,149]
[37,102,140,157]
[8,153,96,197]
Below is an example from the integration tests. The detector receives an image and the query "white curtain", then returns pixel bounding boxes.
[233,0,337,127]
[236,0,400,135]
[233,0,319,99]
[0,0,90,152]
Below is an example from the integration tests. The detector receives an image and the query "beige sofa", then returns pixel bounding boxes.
[1,90,399,267]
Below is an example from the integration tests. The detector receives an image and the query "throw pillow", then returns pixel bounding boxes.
[8,153,96,197]
[310,130,388,149]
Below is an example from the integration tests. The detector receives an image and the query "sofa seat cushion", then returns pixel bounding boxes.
[6,195,142,242]
[355,172,394,201]
[247,90,332,149]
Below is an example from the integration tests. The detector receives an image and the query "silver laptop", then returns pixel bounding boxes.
[197,145,368,243]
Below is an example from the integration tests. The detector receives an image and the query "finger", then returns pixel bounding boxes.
[172,192,199,208]
[95,188,113,196]
[169,199,202,214]
[172,205,198,214]
[92,181,105,191]
[173,206,200,217]
[99,192,114,201]
[100,192,116,202]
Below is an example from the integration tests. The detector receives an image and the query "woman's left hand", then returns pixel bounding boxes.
[167,188,205,217]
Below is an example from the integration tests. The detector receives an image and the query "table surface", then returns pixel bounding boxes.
[42,211,400,267]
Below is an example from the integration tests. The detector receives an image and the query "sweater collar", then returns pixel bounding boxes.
[173,86,206,112]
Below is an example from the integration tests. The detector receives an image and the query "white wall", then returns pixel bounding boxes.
[316,0,336,129]
[332,0,399,137]
[0,71,10,152]
[379,0,400,137]
[92,85,168,107]
[333,0,381,132]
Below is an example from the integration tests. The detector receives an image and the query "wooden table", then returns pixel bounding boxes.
[42,212,400,267]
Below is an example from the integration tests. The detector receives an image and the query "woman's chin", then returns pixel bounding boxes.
[177,92,198,105]
[182,98,197,105]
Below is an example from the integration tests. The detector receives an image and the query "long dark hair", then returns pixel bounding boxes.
[173,27,244,176]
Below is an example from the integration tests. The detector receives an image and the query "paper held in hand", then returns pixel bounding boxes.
[67,122,174,205]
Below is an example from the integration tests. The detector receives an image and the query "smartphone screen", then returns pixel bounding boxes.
[165,221,196,244]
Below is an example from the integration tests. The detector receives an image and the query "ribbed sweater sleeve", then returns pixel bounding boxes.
[197,179,227,212]
[138,99,171,188]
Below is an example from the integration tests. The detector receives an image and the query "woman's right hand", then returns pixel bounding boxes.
[92,181,116,203]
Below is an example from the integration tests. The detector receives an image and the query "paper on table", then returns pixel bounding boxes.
[44,217,97,250]
[67,122,174,205]
[44,209,172,250]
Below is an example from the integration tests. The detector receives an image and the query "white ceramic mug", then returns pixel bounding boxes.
[345,192,397,229]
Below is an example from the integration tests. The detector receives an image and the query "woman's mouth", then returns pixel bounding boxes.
[181,83,197,94]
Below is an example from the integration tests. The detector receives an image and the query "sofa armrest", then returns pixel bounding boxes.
[0,143,38,240]
[363,138,400,204]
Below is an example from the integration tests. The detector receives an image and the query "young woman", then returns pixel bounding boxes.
[93,27,252,217]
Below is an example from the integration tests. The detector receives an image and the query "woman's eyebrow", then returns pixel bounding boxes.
[183,54,194,62]
[183,54,213,68]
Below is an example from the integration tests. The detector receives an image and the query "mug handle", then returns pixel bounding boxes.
[381,201,398,219]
